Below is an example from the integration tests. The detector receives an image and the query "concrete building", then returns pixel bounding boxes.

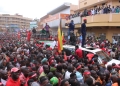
[39,2,78,36]
[71,0,120,42]
[0,14,32,32]
[39,15,50,30]
[30,19,40,30]
[30,21,38,30]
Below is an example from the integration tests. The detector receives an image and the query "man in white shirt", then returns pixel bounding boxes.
[64,66,73,79]
[110,48,116,58]
[1,70,8,86]
[91,9,95,15]
[111,6,115,13]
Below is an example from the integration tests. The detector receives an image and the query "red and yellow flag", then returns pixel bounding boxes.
[58,20,63,53]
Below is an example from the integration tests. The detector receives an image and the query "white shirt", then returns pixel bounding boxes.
[53,40,57,47]
[31,82,40,86]
[112,8,115,13]
[65,71,71,79]
[91,10,95,15]
[110,52,115,58]
[17,47,21,53]
[1,78,7,86]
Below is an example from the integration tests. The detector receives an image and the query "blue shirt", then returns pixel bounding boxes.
[69,22,74,31]
[76,71,84,84]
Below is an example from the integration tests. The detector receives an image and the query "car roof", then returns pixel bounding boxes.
[63,45,102,54]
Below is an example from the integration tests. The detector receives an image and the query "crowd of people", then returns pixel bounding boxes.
[68,4,120,19]
[0,31,119,86]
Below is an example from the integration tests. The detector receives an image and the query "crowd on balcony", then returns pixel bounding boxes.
[69,4,120,19]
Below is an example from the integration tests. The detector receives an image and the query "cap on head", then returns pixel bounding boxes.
[83,19,87,21]
[50,77,58,86]
[11,67,19,73]
[83,70,91,75]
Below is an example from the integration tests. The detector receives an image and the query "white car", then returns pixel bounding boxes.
[63,45,111,64]
[38,41,120,66]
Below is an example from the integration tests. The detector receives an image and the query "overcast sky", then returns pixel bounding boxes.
[0,0,78,19]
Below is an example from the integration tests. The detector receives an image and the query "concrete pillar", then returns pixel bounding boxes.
[106,27,112,42]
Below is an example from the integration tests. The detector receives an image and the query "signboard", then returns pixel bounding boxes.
[60,14,69,19]
[44,14,59,23]
[30,21,38,29]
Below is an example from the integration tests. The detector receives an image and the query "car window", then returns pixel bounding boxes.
[96,51,111,62]
[98,57,103,64]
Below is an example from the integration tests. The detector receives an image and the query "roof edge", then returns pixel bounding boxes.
[47,2,71,15]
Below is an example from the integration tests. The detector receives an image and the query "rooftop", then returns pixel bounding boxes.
[0,14,32,20]
[47,2,71,15]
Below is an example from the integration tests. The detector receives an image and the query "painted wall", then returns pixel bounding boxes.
[70,4,78,14]
[71,16,82,24]
[112,0,120,6]
[82,14,120,25]
[79,0,107,9]
[87,27,120,42]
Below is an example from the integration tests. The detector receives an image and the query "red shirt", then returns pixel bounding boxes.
[6,78,21,86]
[101,47,106,51]
[75,49,83,58]
[19,73,29,86]
[47,47,52,50]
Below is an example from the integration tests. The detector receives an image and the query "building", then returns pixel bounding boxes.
[39,15,50,30]
[30,19,40,30]
[0,14,32,32]
[30,21,38,30]
[71,0,120,42]
[39,2,78,36]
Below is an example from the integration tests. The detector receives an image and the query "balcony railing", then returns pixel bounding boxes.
[82,13,120,24]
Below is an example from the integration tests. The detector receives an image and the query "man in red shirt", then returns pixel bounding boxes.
[6,67,22,86]
[75,45,83,61]
[27,30,31,42]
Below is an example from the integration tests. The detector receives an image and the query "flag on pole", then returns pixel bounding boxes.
[58,19,63,53]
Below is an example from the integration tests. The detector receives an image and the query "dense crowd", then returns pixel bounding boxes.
[0,32,119,86]
[69,4,120,19]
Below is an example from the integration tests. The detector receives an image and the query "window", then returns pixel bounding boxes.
[96,51,111,61]
[99,33,106,41]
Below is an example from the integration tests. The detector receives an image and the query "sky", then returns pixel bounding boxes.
[0,0,78,19]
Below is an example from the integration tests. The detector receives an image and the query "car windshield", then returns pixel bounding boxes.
[96,51,112,62]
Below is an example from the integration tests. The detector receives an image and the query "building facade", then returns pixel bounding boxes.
[0,14,32,32]
[39,2,78,36]
[72,0,120,42]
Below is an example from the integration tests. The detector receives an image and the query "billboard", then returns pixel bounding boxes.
[30,21,38,29]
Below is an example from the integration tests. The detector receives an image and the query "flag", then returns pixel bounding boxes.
[58,19,63,53]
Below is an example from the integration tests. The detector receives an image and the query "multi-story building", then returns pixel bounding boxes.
[30,19,40,30]
[0,14,32,31]
[71,0,120,42]
[39,15,50,30]
[39,2,78,36]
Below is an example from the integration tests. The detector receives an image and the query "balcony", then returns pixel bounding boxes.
[82,13,120,27]
[78,0,107,11]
